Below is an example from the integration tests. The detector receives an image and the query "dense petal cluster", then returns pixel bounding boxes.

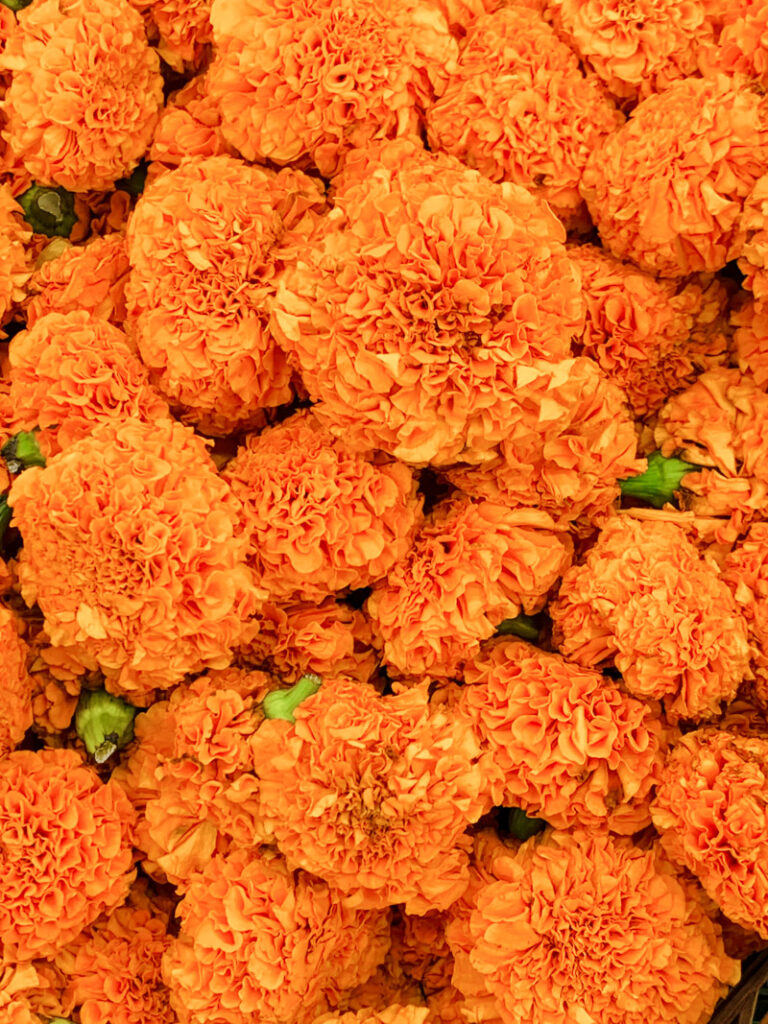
[9,417,262,699]
[0,748,136,962]
[207,0,457,176]
[427,5,622,228]
[551,515,750,720]
[130,0,213,70]
[0,607,33,759]
[732,296,768,389]
[147,75,235,176]
[723,522,768,706]
[317,1008,430,1024]
[703,0,768,87]
[0,184,31,332]
[367,498,572,678]
[0,0,163,190]
[273,138,584,466]
[651,728,768,938]
[252,677,486,912]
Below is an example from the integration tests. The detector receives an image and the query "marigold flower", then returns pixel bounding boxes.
[732,295,768,389]
[317,1007,430,1024]
[147,74,236,181]
[9,416,262,699]
[0,606,32,758]
[126,155,324,435]
[457,637,669,832]
[569,244,730,416]
[163,846,390,1024]
[652,727,768,938]
[252,677,486,913]
[207,0,457,177]
[222,411,422,602]
[426,6,622,229]
[551,515,750,721]
[581,74,768,277]
[0,183,31,333]
[702,0,768,86]
[0,962,70,1024]
[129,0,212,70]
[0,0,163,191]
[368,499,572,679]
[722,522,768,708]
[448,828,739,1024]
[0,747,136,962]
[739,171,768,300]
[273,138,584,466]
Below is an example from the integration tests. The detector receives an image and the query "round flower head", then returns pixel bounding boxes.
[162,846,391,1024]
[222,410,423,602]
[273,138,584,466]
[367,498,572,679]
[126,155,324,435]
[449,828,739,1024]
[0,606,33,759]
[732,295,768,389]
[0,0,163,191]
[252,677,486,913]
[0,183,31,334]
[129,0,212,70]
[0,748,136,962]
[551,515,750,721]
[580,74,768,277]
[9,416,262,700]
[569,244,730,416]
[652,727,768,938]
[543,0,713,102]
[723,523,768,707]
[207,0,457,177]
[458,638,669,832]
[426,5,622,229]
[7,310,170,454]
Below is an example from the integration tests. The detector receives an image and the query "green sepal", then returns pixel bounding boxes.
[496,613,541,642]
[0,494,11,546]
[619,450,700,509]
[0,0,32,11]
[18,183,77,237]
[75,690,137,763]
[262,674,322,723]
[2,430,45,475]
[506,806,546,841]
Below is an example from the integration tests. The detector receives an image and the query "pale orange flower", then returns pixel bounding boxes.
[207,0,457,176]
[0,183,31,334]
[0,606,32,758]
[273,138,584,466]
[551,515,751,721]
[0,0,163,191]
[0,748,136,962]
[581,74,768,277]
[732,295,768,389]
[427,5,622,229]
[652,727,768,939]
[126,155,324,435]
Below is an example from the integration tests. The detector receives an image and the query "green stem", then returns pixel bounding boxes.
[2,431,45,475]
[619,450,700,509]
[506,807,546,841]
[262,674,322,723]
[75,690,137,763]
[496,613,541,642]
[17,184,77,237]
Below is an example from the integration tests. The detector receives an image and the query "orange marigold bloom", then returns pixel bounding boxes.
[0,183,31,334]
[426,6,622,230]
[7,310,169,454]
[0,0,163,191]
[147,74,236,181]
[207,0,457,177]
[739,171,768,300]
[569,244,730,416]
[9,417,262,700]
[129,0,212,71]
[162,846,390,1024]
[0,747,136,962]
[543,0,713,102]
[732,295,768,389]
[126,155,324,436]
[0,606,32,758]
[273,138,584,466]
[580,74,768,277]
[651,727,768,938]
[702,0,768,86]
[317,1008,429,1024]
[551,515,750,721]
[723,522,768,708]
[0,962,70,1024]
[25,233,130,327]
[368,499,572,679]
[457,638,669,832]
[448,828,739,1024]
[222,411,422,602]
[252,677,486,913]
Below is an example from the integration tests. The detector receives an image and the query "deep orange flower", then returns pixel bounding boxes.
[126,155,324,435]
[551,515,750,721]
[273,138,584,466]
[0,0,163,191]
[543,0,713,102]
[162,846,390,1024]
[368,499,572,679]
[129,0,212,70]
[722,523,768,707]
[581,75,768,277]
[569,243,730,416]
[9,417,262,700]
[426,5,622,229]
[252,677,486,913]
[207,0,457,177]
[0,962,71,1024]
[0,607,32,759]
[652,727,768,938]
[317,1007,430,1024]
[447,828,739,1024]
[0,747,136,962]
[444,356,643,529]
[0,183,31,334]
[702,0,768,86]
[732,296,768,389]
[25,233,130,327]
[147,74,236,181]
[739,171,768,300]
[222,411,422,602]
[457,637,669,832]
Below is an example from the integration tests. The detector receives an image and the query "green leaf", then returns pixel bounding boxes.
[506,807,546,841]
[18,184,77,237]
[496,613,541,642]
[619,450,699,509]
[2,430,45,475]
